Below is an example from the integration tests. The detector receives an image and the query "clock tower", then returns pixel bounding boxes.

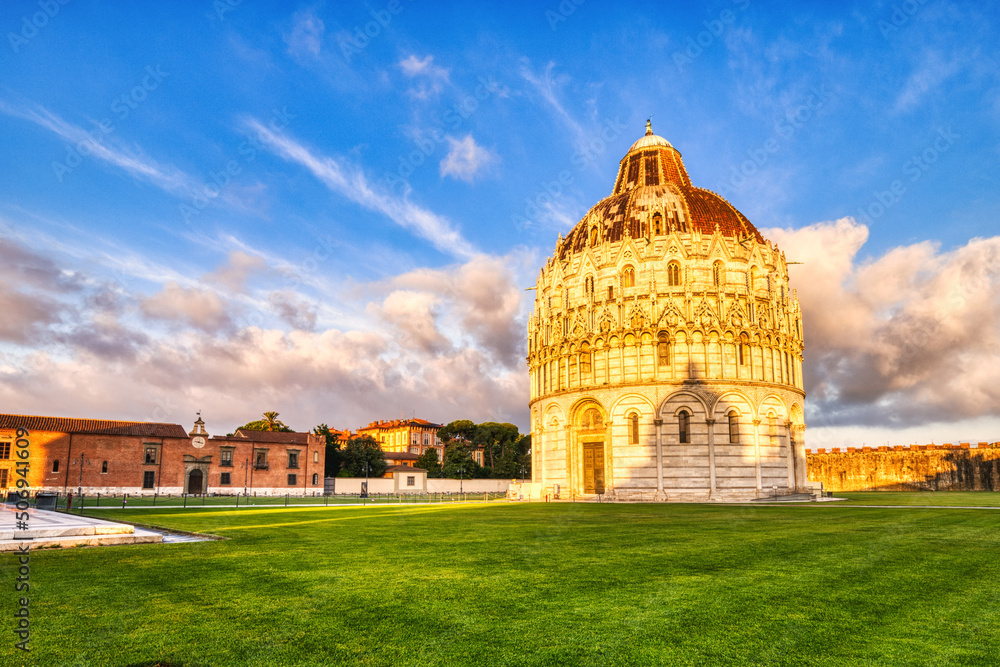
[188,412,209,449]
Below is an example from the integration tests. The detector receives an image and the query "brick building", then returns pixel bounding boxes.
[0,414,324,495]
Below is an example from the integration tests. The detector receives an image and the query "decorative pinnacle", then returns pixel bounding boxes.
[645,118,653,136]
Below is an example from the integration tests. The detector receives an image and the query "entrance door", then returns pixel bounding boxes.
[583,443,605,494]
[189,469,203,494]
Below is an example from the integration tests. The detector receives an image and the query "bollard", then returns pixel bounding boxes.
[285,493,288,506]
[183,493,187,508]
[236,494,239,508]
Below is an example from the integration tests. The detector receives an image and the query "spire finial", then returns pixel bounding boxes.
[645,118,653,135]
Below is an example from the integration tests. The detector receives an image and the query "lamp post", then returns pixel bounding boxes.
[73,454,91,497]
[519,465,527,484]
[363,460,369,504]
[458,466,465,495]
[241,457,250,496]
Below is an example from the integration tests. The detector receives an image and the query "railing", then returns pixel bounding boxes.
[5,490,509,512]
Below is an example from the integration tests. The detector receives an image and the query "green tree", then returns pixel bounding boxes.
[314,424,344,477]
[342,435,387,478]
[415,447,443,477]
[238,411,293,432]
[474,422,521,476]
[438,419,477,445]
[442,440,478,479]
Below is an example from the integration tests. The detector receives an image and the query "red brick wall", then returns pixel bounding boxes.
[1,428,325,495]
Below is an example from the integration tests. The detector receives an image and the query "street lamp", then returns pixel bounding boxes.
[363,460,369,503]
[457,466,465,495]
[73,454,91,497]
[519,465,527,484]
[241,457,250,496]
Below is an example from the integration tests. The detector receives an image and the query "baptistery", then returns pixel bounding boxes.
[527,122,806,501]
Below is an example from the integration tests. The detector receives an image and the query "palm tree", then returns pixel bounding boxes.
[262,411,285,432]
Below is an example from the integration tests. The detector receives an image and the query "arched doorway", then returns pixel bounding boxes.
[574,403,606,494]
[188,469,204,495]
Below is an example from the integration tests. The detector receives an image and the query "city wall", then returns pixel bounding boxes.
[807,442,1000,492]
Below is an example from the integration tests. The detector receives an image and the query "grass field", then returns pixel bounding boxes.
[54,492,505,510]
[835,491,1000,506]
[4,497,1000,666]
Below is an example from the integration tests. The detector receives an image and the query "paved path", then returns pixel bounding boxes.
[0,506,215,550]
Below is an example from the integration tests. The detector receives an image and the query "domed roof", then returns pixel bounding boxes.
[558,121,764,259]
[627,120,674,151]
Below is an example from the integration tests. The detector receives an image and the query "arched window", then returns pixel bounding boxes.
[653,213,662,235]
[585,275,594,298]
[728,412,739,443]
[713,261,724,287]
[678,410,691,444]
[623,266,635,288]
[101,461,108,474]
[657,333,670,367]
[739,333,749,366]
[768,411,777,438]
[607,285,614,300]
[749,266,758,291]
[312,473,319,485]
[580,342,592,377]
[52,459,59,473]
[590,227,599,246]
[629,413,639,445]
[667,262,681,287]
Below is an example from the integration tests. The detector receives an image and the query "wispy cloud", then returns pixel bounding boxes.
[892,49,963,114]
[246,119,478,260]
[284,8,325,59]
[519,60,590,151]
[0,98,200,198]
[399,54,450,99]
[439,134,498,183]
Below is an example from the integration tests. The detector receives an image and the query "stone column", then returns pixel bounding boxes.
[706,418,717,495]
[793,424,808,491]
[752,418,762,496]
[654,418,664,499]
[604,421,614,497]
[565,422,574,498]
[785,420,795,492]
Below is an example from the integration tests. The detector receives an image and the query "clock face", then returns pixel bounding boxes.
[192,436,206,449]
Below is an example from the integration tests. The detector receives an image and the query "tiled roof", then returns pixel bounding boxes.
[384,451,420,461]
[358,418,442,430]
[386,465,427,473]
[0,414,189,438]
[215,429,312,444]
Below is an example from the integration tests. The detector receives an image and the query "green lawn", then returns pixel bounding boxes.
[57,492,504,510]
[836,491,1000,506]
[4,500,1000,666]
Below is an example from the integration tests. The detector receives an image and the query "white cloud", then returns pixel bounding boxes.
[141,282,233,333]
[284,8,325,58]
[892,50,963,114]
[520,60,590,151]
[0,232,531,432]
[439,134,498,183]
[246,119,478,260]
[0,99,200,199]
[766,218,1000,439]
[399,54,450,99]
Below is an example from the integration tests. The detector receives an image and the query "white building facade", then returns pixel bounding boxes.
[527,122,807,501]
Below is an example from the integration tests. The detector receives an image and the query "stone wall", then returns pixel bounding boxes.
[807,443,1000,492]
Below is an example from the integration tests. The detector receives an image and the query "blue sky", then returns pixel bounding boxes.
[1,0,999,447]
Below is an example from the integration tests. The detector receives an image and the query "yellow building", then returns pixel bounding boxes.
[527,122,807,501]
[356,419,443,457]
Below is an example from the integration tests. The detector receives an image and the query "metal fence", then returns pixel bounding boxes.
[14,491,509,512]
